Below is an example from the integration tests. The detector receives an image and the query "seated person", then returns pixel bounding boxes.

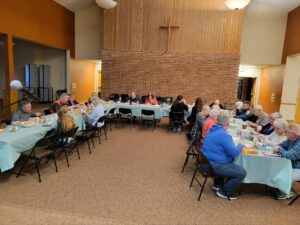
[145,93,158,105]
[50,93,69,113]
[171,95,188,114]
[11,99,41,122]
[232,101,243,116]
[234,101,251,121]
[129,92,140,104]
[53,106,76,144]
[188,97,203,130]
[202,108,220,138]
[202,114,246,200]
[190,105,210,143]
[83,96,105,127]
[273,123,300,199]
[209,99,224,109]
[258,118,287,146]
[257,112,282,135]
[67,94,79,106]
[246,104,269,129]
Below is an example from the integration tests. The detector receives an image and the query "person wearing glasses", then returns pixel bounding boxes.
[273,123,300,199]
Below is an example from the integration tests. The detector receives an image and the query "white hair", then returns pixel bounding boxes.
[217,114,230,126]
[209,108,220,118]
[273,118,287,129]
[211,105,220,110]
[90,96,101,106]
[235,101,243,109]
[202,105,210,113]
[270,112,282,120]
[286,123,300,136]
[253,104,263,111]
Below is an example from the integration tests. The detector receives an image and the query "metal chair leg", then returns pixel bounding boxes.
[198,177,208,201]
[63,149,70,167]
[16,158,30,178]
[190,166,198,187]
[52,154,58,172]
[289,194,300,206]
[35,159,42,183]
[182,154,190,173]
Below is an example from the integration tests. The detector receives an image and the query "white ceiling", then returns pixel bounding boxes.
[54,0,300,13]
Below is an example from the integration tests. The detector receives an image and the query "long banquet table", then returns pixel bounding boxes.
[0,113,85,172]
[229,119,293,194]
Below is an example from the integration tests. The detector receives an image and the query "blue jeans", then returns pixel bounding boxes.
[211,163,246,192]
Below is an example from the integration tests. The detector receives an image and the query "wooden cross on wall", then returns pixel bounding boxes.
[159,16,180,52]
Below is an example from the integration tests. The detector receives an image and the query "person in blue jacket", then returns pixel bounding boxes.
[201,114,246,200]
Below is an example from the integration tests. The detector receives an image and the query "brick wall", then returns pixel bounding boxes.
[101,51,240,105]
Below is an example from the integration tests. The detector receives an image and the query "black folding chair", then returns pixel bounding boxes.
[162,97,173,105]
[109,93,120,102]
[75,123,96,154]
[189,150,229,201]
[93,116,107,144]
[141,96,147,104]
[16,134,58,182]
[168,111,184,133]
[289,181,300,206]
[54,127,79,167]
[181,131,201,173]
[140,109,156,131]
[105,107,117,131]
[120,94,129,103]
[117,108,133,130]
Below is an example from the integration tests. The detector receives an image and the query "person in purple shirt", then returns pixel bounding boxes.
[201,114,246,200]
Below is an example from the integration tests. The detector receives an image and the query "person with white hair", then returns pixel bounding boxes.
[257,112,282,135]
[201,114,246,200]
[232,101,243,116]
[246,104,269,128]
[83,96,105,127]
[190,105,211,141]
[273,123,300,199]
[202,108,220,138]
[258,118,287,146]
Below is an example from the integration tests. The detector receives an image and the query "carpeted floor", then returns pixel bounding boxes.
[0,119,299,225]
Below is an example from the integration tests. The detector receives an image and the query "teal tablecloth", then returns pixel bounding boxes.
[234,154,293,194]
[0,113,85,172]
[229,120,293,194]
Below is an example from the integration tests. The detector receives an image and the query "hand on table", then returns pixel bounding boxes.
[273,146,280,153]
[256,126,262,132]
[35,112,41,117]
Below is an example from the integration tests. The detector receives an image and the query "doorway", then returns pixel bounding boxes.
[237,77,256,104]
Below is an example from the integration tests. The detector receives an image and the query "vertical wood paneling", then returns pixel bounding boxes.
[104,0,244,53]
[282,6,300,63]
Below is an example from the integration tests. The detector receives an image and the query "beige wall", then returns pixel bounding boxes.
[280,55,300,120]
[75,6,104,59]
[240,11,287,65]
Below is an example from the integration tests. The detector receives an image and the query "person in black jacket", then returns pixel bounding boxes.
[171,95,188,113]
[188,97,203,130]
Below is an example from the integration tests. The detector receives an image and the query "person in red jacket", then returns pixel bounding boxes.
[145,93,158,105]
[202,108,220,138]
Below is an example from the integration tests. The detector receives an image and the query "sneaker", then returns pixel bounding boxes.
[277,191,294,200]
[216,189,238,200]
[212,185,220,191]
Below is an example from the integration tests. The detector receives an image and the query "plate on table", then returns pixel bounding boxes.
[20,121,35,128]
